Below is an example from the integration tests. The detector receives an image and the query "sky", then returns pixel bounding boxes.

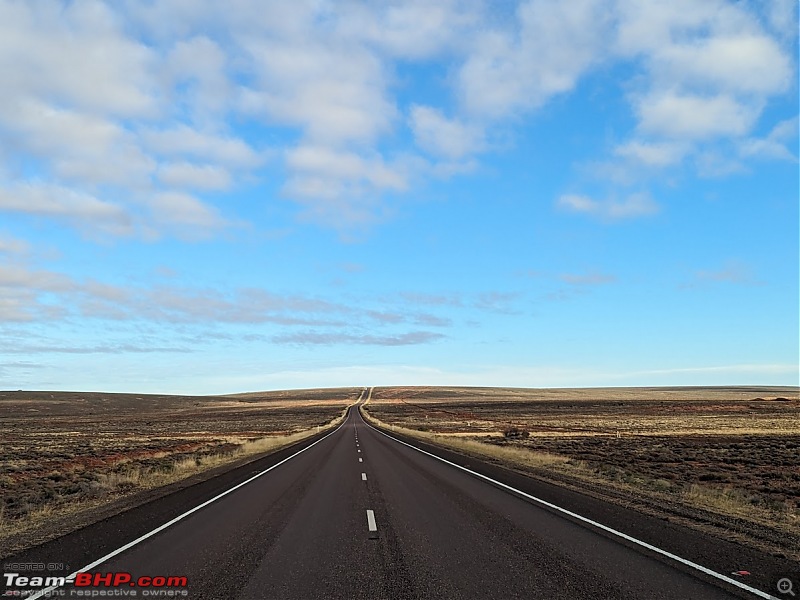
[0,0,797,394]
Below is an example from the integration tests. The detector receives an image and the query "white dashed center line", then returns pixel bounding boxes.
[366,510,377,534]
[358,457,363,462]
[361,473,367,481]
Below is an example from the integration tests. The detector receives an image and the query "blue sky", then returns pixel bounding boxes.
[0,0,797,394]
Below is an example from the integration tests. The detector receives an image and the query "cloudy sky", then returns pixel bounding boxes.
[0,0,797,394]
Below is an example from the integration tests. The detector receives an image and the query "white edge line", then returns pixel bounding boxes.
[366,509,377,531]
[28,411,352,600]
[360,411,775,600]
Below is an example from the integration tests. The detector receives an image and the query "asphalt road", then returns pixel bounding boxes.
[4,388,795,599]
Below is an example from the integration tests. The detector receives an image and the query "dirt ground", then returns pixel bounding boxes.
[0,389,356,525]
[2,385,797,560]
[366,386,800,556]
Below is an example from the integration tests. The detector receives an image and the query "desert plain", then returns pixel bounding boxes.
[1,385,797,560]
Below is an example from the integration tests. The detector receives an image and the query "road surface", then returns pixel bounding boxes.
[3,389,795,599]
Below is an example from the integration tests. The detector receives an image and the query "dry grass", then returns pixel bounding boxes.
[0,390,354,542]
[363,386,800,550]
[683,484,758,516]
[370,386,799,437]
[363,410,569,469]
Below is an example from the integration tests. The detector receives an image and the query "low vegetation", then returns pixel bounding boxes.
[362,385,800,559]
[4,385,797,560]
[0,389,356,547]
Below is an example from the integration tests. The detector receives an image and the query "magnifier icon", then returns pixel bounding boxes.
[778,578,796,596]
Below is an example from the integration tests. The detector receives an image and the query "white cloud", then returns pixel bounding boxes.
[0,264,74,292]
[2,341,190,355]
[141,126,264,168]
[694,150,747,178]
[0,183,135,236]
[615,0,793,97]
[272,331,445,346]
[336,0,477,59]
[686,261,759,287]
[557,192,659,220]
[636,92,760,140]
[4,99,155,187]
[474,292,521,314]
[148,192,228,235]
[602,0,796,189]
[410,106,484,160]
[243,36,396,146]
[0,3,160,216]
[0,264,75,322]
[158,162,232,191]
[283,145,408,230]
[458,0,611,118]
[286,146,406,192]
[770,118,800,142]
[236,15,411,229]
[165,36,231,123]
[0,259,464,348]
[0,0,794,237]
[559,272,617,286]
[0,236,30,256]
[613,140,689,167]
[398,292,463,307]
[0,0,157,119]
[615,0,755,57]
[652,34,790,96]
[761,0,798,40]
[0,2,261,239]
[739,116,799,162]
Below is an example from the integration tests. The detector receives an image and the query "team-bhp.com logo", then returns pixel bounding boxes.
[3,572,188,597]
